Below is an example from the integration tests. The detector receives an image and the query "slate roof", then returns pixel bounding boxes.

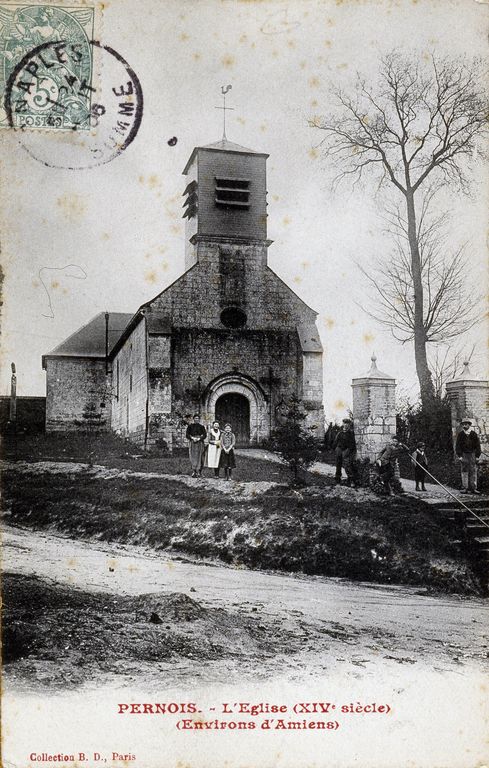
[44,312,133,360]
[202,139,259,154]
[183,138,269,174]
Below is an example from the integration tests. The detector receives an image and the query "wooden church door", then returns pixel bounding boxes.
[215,393,250,446]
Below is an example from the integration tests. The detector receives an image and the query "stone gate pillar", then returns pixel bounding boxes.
[445,362,489,459]
[352,355,397,461]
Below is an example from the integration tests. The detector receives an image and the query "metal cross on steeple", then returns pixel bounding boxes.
[215,85,234,140]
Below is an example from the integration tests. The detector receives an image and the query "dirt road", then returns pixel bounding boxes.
[4,523,488,681]
[4,524,489,768]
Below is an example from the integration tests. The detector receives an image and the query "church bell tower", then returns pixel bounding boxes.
[182,138,269,269]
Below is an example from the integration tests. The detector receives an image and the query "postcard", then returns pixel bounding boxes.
[1,1,488,767]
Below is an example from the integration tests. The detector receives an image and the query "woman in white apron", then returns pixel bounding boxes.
[207,421,222,477]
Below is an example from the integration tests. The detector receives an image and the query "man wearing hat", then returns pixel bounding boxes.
[376,434,405,495]
[455,418,481,495]
[334,418,358,487]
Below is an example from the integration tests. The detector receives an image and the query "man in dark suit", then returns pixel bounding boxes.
[334,418,358,487]
[455,418,481,495]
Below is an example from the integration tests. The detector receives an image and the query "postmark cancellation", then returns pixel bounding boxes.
[0,3,143,169]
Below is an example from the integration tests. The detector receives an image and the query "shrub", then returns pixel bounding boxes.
[270,396,319,483]
[397,395,452,451]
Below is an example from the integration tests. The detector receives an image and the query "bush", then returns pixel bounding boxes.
[397,395,452,451]
[270,396,319,483]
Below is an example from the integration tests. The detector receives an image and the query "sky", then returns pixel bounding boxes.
[1,0,488,421]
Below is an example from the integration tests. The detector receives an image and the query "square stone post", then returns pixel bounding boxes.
[352,355,397,461]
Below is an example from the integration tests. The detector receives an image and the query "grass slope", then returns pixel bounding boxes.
[2,467,481,595]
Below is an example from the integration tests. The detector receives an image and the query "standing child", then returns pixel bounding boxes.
[411,442,428,492]
[219,423,236,480]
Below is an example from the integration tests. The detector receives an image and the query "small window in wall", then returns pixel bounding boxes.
[130,373,133,393]
[116,360,120,401]
[215,178,250,209]
[220,306,247,328]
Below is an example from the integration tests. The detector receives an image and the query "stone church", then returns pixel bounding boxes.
[43,137,324,448]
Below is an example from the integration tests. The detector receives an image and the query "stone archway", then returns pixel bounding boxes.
[203,373,268,445]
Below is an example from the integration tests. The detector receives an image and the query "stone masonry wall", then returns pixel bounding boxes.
[302,352,323,403]
[352,380,397,461]
[170,327,300,405]
[146,241,324,446]
[45,357,110,432]
[147,334,173,448]
[111,319,148,445]
[147,242,317,331]
[166,327,306,446]
[301,351,325,438]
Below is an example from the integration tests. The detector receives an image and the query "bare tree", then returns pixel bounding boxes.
[430,342,477,398]
[357,192,482,363]
[311,52,488,406]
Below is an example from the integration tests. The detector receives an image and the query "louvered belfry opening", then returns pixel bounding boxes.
[215,177,250,209]
[182,179,198,219]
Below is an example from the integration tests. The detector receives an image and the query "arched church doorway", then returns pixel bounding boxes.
[215,392,250,446]
[204,372,268,445]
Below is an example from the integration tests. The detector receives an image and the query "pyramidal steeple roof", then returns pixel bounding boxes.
[448,361,481,383]
[352,355,395,382]
[183,138,268,174]
[202,138,258,153]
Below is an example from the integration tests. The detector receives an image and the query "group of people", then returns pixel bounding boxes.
[185,415,237,480]
[334,417,483,496]
[185,412,483,493]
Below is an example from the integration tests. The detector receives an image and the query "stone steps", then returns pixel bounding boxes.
[429,496,489,591]
[467,524,489,537]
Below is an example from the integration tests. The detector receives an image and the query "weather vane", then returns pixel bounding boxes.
[215,85,234,140]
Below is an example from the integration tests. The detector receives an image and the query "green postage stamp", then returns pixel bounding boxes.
[0,4,95,129]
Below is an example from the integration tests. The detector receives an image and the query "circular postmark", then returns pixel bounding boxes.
[4,39,143,169]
